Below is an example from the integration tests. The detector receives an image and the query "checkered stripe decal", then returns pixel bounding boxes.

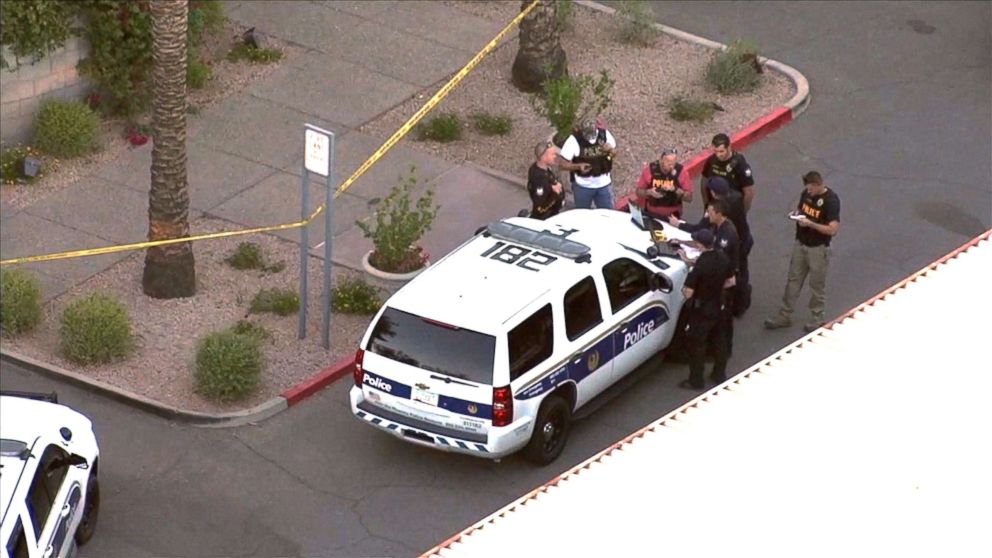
[356,410,489,453]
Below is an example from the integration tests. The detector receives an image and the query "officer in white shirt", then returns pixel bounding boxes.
[559,119,617,210]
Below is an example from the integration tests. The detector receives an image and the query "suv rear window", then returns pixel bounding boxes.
[367,307,496,384]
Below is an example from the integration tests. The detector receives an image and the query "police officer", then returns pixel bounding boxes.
[678,229,735,390]
[704,177,752,316]
[635,147,692,219]
[700,133,756,212]
[669,198,740,277]
[528,141,565,220]
[559,119,616,209]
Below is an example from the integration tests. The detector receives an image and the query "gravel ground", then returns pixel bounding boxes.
[2,216,397,413]
[1,18,305,212]
[364,1,794,199]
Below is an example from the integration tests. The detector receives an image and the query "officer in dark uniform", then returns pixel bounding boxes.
[703,177,752,316]
[700,133,756,212]
[678,229,735,390]
[527,141,565,220]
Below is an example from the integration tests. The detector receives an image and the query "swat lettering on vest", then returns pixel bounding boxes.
[801,202,822,220]
[623,320,656,350]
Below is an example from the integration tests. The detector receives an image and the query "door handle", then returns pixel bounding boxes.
[44,545,55,558]
[61,503,72,518]
[570,352,583,364]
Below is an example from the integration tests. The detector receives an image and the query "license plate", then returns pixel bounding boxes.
[412,387,439,407]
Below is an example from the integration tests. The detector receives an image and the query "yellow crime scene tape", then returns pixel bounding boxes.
[1,0,539,267]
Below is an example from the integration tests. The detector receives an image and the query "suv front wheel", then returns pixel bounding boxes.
[523,395,571,465]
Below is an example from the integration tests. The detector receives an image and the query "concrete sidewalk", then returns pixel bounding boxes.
[0,0,528,302]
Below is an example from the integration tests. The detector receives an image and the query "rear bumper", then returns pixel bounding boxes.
[350,388,529,459]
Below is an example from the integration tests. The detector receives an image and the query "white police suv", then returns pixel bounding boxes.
[1,392,100,558]
[350,208,693,464]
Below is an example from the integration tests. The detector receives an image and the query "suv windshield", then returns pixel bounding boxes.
[367,308,496,384]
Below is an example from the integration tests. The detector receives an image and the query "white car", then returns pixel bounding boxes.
[350,208,692,464]
[1,392,100,558]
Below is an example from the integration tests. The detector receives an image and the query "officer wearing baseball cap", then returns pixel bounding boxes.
[678,228,735,390]
[704,176,753,316]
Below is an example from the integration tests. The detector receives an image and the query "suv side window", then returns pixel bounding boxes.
[6,517,29,558]
[508,304,554,381]
[25,444,70,540]
[564,277,603,341]
[603,258,652,313]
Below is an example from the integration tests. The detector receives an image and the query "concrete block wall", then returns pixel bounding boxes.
[1,36,90,145]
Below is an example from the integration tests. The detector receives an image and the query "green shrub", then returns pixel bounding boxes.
[332,278,382,315]
[230,319,270,341]
[415,113,463,143]
[471,112,513,136]
[0,0,72,70]
[187,55,211,89]
[249,287,299,316]
[225,242,285,273]
[194,329,261,402]
[1,145,45,185]
[356,166,439,273]
[226,43,283,63]
[188,0,225,44]
[59,293,132,365]
[0,268,42,336]
[668,96,717,122]
[706,40,762,94]
[33,100,100,158]
[615,0,659,46]
[531,70,614,143]
[555,0,575,33]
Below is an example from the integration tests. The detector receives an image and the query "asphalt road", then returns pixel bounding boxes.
[2,2,989,557]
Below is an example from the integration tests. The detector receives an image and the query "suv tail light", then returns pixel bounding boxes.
[492,385,513,427]
[354,349,365,387]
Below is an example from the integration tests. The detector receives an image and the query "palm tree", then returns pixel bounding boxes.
[143,0,195,298]
[511,0,568,93]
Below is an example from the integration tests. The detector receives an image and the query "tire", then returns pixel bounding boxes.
[523,395,571,465]
[75,474,100,545]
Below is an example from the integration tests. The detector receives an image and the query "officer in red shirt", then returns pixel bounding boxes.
[635,147,693,219]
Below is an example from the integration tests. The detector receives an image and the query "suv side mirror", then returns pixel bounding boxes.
[649,272,672,293]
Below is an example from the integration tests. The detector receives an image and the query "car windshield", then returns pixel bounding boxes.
[367,307,496,384]
[0,439,27,457]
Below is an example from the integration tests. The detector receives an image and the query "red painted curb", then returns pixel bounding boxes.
[614,105,795,212]
[282,353,356,405]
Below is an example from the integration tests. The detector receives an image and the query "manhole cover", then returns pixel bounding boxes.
[907,19,936,34]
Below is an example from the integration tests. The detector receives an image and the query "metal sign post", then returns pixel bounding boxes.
[302,124,335,348]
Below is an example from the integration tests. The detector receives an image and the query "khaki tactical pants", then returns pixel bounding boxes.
[778,241,831,323]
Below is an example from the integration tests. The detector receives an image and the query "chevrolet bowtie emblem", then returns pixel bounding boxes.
[415,383,429,390]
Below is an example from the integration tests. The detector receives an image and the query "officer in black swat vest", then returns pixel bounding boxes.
[559,119,617,210]
[527,141,565,220]
[635,147,693,219]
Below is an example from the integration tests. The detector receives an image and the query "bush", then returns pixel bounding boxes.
[471,112,513,136]
[60,293,132,365]
[1,145,45,185]
[555,0,575,33]
[33,100,100,158]
[0,268,42,336]
[531,70,614,143]
[0,0,72,70]
[187,55,211,89]
[356,166,439,273]
[194,329,261,402]
[226,43,283,63]
[415,113,463,143]
[225,242,285,273]
[614,0,659,46]
[249,287,299,316]
[668,96,717,122]
[188,0,225,44]
[332,277,382,315]
[706,40,762,94]
[230,319,270,341]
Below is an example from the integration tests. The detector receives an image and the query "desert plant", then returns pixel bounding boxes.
[356,166,439,273]
[33,100,100,158]
[471,112,513,136]
[415,113,463,143]
[249,287,299,316]
[555,0,575,33]
[194,329,262,402]
[187,54,211,89]
[1,145,45,185]
[0,268,42,336]
[0,0,72,69]
[230,319,270,341]
[59,292,132,365]
[706,40,762,94]
[332,277,382,315]
[226,43,283,63]
[614,0,659,46]
[187,0,225,44]
[225,242,285,272]
[531,70,614,144]
[668,96,717,122]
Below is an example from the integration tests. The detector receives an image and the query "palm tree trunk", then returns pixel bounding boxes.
[512,0,568,93]
[143,0,195,298]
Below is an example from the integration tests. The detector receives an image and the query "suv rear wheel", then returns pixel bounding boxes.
[75,473,99,545]
[523,395,571,465]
